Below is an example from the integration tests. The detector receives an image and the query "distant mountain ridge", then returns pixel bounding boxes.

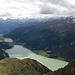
[0,18,44,34]
[4,16,75,62]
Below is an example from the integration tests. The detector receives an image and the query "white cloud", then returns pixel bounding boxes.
[0,0,40,19]
[38,0,75,15]
[0,0,75,19]
[68,0,75,5]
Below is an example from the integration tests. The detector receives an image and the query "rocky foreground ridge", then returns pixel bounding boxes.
[0,58,75,75]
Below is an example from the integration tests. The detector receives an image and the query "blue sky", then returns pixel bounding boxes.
[0,0,75,19]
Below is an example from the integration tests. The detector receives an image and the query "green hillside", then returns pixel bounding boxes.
[0,58,52,75]
[0,58,75,75]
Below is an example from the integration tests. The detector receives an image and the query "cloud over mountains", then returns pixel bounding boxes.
[0,0,75,19]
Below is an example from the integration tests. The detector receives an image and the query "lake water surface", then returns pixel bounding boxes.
[6,45,68,71]
[4,38,13,42]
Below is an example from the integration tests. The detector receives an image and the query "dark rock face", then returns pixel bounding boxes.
[0,42,13,60]
[0,48,9,60]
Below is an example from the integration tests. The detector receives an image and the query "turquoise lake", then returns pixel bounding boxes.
[6,45,68,71]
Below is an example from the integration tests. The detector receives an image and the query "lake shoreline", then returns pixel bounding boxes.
[32,51,69,63]
[6,45,68,71]
[8,43,69,63]
[13,42,69,63]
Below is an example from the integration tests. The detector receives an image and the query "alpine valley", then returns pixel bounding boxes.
[0,16,75,75]
[4,16,75,62]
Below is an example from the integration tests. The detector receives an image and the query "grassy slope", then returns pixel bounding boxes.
[0,58,52,75]
[0,58,75,75]
[32,50,51,57]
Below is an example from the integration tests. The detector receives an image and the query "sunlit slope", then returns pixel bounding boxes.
[0,58,52,75]
[0,58,75,75]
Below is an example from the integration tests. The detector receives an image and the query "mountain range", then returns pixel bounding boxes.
[0,18,44,34]
[4,16,75,62]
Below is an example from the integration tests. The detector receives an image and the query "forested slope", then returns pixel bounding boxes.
[4,17,75,61]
